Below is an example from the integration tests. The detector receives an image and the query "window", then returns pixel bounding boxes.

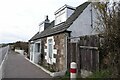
[48,39,53,59]
[45,36,56,64]
[35,43,40,52]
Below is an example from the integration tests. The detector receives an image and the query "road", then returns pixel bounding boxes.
[0,46,9,65]
[4,50,52,78]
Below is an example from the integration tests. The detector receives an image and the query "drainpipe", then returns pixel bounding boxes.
[65,33,68,71]
[90,3,93,28]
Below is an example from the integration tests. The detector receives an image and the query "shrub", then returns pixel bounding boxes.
[88,69,112,78]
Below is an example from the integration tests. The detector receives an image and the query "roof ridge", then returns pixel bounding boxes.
[61,2,91,29]
[29,2,90,41]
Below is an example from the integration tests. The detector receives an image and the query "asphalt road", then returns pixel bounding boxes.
[0,46,9,65]
[4,50,52,78]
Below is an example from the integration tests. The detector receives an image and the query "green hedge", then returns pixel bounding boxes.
[88,69,112,78]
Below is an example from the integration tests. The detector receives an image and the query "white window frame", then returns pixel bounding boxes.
[46,36,55,64]
[48,39,53,59]
[45,36,57,64]
[47,37,53,64]
[34,40,41,54]
[35,43,40,53]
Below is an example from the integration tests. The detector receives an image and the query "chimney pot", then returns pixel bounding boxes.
[45,15,50,22]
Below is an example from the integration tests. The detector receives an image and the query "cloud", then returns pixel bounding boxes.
[0,0,87,43]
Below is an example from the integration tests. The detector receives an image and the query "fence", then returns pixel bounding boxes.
[68,35,100,77]
[0,45,9,80]
[79,35,100,71]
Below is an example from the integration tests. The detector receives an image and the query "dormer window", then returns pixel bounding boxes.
[54,4,75,25]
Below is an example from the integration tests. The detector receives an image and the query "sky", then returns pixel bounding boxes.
[0,0,87,44]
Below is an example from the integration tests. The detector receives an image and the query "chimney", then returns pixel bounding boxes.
[45,15,50,23]
[39,15,50,33]
[44,15,51,29]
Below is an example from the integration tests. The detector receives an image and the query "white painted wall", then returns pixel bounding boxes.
[55,9,66,25]
[66,8,75,18]
[55,5,75,25]
[15,49,24,55]
[39,23,44,33]
[32,44,35,63]
[67,3,99,42]
[30,44,34,61]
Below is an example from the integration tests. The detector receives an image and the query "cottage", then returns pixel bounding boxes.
[29,2,99,76]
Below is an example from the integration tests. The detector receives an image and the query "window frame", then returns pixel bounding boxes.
[35,41,41,53]
[48,38,53,59]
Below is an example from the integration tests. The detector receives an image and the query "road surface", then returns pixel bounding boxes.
[4,50,52,78]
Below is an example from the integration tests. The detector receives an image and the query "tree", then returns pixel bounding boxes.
[14,41,28,53]
[94,1,120,77]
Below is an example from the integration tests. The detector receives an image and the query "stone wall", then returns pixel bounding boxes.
[40,33,66,72]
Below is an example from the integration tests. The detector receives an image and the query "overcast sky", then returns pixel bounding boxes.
[0,0,87,44]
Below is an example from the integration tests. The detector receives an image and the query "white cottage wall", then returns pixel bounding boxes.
[39,23,44,33]
[67,4,99,42]
[66,8,75,19]
[30,44,33,61]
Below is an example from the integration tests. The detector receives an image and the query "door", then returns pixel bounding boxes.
[33,43,41,64]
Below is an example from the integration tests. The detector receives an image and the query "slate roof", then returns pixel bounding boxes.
[29,2,90,41]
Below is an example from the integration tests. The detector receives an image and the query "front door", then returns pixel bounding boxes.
[33,43,41,64]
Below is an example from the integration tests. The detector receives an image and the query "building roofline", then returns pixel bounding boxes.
[29,2,90,41]
[54,4,76,15]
